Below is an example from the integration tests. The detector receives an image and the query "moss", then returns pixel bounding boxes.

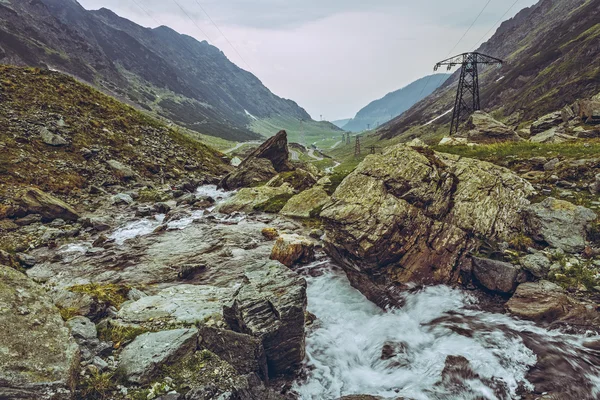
[68,283,130,309]
[58,306,80,321]
[77,370,119,400]
[97,323,149,347]
[549,260,600,291]
[138,188,171,203]
[509,234,535,252]
[253,193,294,213]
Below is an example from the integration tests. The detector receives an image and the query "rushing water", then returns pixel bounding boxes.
[294,262,600,400]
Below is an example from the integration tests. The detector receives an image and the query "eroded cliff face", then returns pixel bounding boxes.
[321,144,535,306]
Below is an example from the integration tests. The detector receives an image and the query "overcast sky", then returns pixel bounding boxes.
[79,0,539,121]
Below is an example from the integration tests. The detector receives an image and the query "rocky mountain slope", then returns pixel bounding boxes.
[381,0,600,140]
[343,74,451,132]
[0,0,332,141]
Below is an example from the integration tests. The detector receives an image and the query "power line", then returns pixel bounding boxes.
[128,0,163,27]
[471,0,522,51]
[170,0,213,43]
[191,0,255,74]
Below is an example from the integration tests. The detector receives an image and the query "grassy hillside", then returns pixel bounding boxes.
[0,65,229,200]
[250,115,343,145]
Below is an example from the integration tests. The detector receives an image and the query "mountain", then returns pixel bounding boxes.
[331,119,351,129]
[0,0,334,142]
[343,74,451,132]
[380,0,600,140]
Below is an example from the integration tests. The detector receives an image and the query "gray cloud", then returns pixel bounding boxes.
[78,0,539,120]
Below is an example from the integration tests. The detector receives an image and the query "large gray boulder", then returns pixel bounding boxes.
[280,186,330,218]
[456,111,522,143]
[471,257,525,294]
[530,127,577,144]
[530,111,563,134]
[0,266,79,400]
[119,328,198,384]
[524,197,596,253]
[215,185,294,214]
[320,145,534,307]
[15,187,80,221]
[220,130,294,190]
[40,127,68,146]
[106,159,136,180]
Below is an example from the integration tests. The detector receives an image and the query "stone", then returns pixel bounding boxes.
[112,193,134,205]
[216,185,294,214]
[270,234,316,267]
[456,111,522,143]
[0,219,18,232]
[321,145,534,307]
[406,137,428,148]
[578,100,600,125]
[16,187,80,222]
[119,328,198,384]
[519,253,552,278]
[438,137,468,146]
[220,130,294,190]
[0,266,79,399]
[267,169,318,192]
[590,173,600,195]
[14,214,42,226]
[531,111,563,134]
[40,127,68,146]
[16,253,36,268]
[118,285,235,326]
[107,159,136,180]
[223,261,307,377]
[280,186,330,218]
[524,197,597,253]
[261,227,279,240]
[543,158,560,171]
[471,257,524,294]
[506,281,571,323]
[66,316,97,342]
[530,127,577,144]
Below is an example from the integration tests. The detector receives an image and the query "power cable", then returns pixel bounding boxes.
[471,0,522,51]
[170,0,214,43]
[191,0,255,73]
[129,0,163,27]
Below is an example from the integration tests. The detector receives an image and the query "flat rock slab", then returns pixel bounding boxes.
[119,328,198,384]
[118,285,235,325]
[506,281,571,323]
[0,266,79,400]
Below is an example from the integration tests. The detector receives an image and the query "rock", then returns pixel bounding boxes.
[471,257,524,294]
[519,253,552,278]
[438,137,469,146]
[261,227,279,240]
[14,214,42,226]
[66,316,97,342]
[531,111,563,134]
[406,137,428,148]
[118,285,235,326]
[0,219,18,232]
[590,173,600,195]
[216,185,294,214]
[578,100,600,125]
[280,186,330,218]
[40,127,68,146]
[524,197,596,253]
[543,158,560,171]
[16,253,36,268]
[223,261,307,377]
[456,111,522,143]
[119,328,198,384]
[220,131,294,190]
[66,316,109,363]
[530,127,577,143]
[561,105,576,122]
[321,145,534,307]
[107,159,136,180]
[16,187,80,222]
[267,169,317,192]
[127,288,148,301]
[112,193,134,205]
[270,234,316,267]
[337,397,385,400]
[53,290,107,321]
[506,281,571,323]
[0,266,79,399]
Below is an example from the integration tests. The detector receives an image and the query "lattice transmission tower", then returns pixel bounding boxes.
[434,52,503,135]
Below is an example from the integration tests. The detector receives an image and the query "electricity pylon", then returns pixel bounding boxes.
[354,136,361,156]
[435,52,503,135]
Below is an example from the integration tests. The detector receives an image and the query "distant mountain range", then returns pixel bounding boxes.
[380,0,600,140]
[331,119,351,129]
[0,0,337,142]
[342,74,451,132]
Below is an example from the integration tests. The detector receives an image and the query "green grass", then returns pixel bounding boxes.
[250,115,342,145]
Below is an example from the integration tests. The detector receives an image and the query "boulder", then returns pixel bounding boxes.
[456,111,522,143]
[280,186,330,218]
[530,111,563,134]
[519,253,552,278]
[321,145,534,307]
[40,127,68,146]
[266,169,317,192]
[215,185,294,214]
[506,281,571,323]
[224,261,307,377]
[438,137,468,146]
[0,266,79,400]
[524,197,596,253]
[107,159,136,180]
[530,127,577,144]
[406,137,428,148]
[119,328,198,384]
[16,187,80,221]
[270,234,316,267]
[578,100,600,125]
[220,130,294,190]
[471,257,525,294]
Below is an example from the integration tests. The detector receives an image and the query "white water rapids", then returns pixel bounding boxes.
[294,262,600,400]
